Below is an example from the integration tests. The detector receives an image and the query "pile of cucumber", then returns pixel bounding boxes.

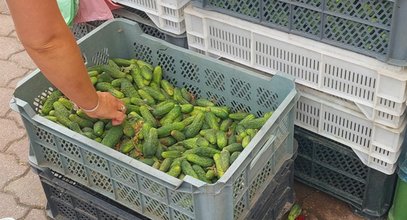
[40,58,272,183]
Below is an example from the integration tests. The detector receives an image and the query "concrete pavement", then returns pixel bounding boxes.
[0,3,47,220]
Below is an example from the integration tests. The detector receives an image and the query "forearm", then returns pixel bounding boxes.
[7,0,126,125]
[7,0,97,110]
[25,32,98,110]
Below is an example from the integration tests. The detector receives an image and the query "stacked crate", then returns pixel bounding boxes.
[184,0,407,218]
[69,7,188,48]
[111,0,191,35]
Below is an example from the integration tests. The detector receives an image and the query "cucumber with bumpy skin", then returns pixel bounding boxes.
[220,118,233,132]
[160,105,181,125]
[101,64,126,78]
[170,130,185,142]
[53,101,70,118]
[159,137,177,147]
[205,112,219,130]
[138,90,155,105]
[101,125,124,148]
[153,66,163,85]
[183,147,220,157]
[139,106,159,128]
[223,143,243,153]
[180,104,194,113]
[213,154,224,178]
[143,127,159,157]
[159,158,173,172]
[196,98,215,107]
[186,154,214,167]
[121,79,140,99]
[157,122,185,138]
[161,80,174,96]
[167,165,181,177]
[229,112,249,120]
[220,150,230,172]
[69,114,93,128]
[131,65,145,89]
[192,165,210,183]
[58,97,73,111]
[230,152,240,164]
[41,90,63,115]
[93,121,104,137]
[143,86,166,101]
[162,151,183,159]
[208,106,229,119]
[112,58,134,66]
[120,139,135,154]
[152,101,175,117]
[181,160,198,178]
[216,130,228,149]
[206,169,216,180]
[184,112,205,138]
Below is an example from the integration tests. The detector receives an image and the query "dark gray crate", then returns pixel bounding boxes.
[33,158,294,220]
[192,0,407,66]
[35,167,148,220]
[294,126,397,219]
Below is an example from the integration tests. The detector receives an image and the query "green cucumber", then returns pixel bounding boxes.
[101,125,124,148]
[186,154,214,167]
[142,127,159,157]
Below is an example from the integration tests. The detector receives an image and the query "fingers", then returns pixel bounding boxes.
[111,96,126,125]
[112,111,126,126]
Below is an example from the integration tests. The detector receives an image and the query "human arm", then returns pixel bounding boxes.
[6,0,125,125]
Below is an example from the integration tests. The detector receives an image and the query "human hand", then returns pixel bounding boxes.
[84,92,126,125]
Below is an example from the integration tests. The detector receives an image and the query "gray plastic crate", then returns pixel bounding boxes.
[11,19,298,220]
[191,0,407,66]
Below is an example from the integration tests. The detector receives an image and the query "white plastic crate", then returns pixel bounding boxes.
[184,5,407,129]
[295,84,407,175]
[112,0,189,34]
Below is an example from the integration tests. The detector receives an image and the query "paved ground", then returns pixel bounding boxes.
[0,2,371,220]
[0,3,48,220]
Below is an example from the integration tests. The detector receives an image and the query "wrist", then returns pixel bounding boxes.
[78,92,100,113]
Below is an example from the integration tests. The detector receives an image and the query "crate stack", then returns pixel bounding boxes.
[69,7,188,48]
[12,18,299,220]
[183,0,407,218]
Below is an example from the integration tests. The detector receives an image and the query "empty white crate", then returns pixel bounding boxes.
[112,0,189,34]
[184,5,407,129]
[296,84,407,175]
